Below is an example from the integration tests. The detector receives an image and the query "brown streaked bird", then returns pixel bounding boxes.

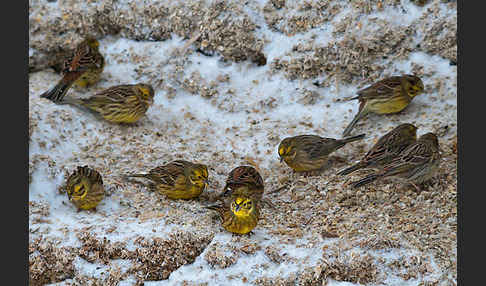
[62,83,155,124]
[338,123,418,176]
[278,134,366,173]
[125,160,209,200]
[342,75,424,137]
[206,196,260,235]
[220,165,265,202]
[66,166,105,211]
[351,132,441,191]
[40,37,104,103]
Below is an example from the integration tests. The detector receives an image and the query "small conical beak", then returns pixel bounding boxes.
[222,186,232,197]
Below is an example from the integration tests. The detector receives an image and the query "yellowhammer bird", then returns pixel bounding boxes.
[220,166,264,202]
[278,134,366,173]
[206,196,259,235]
[351,132,441,191]
[62,83,155,124]
[125,160,209,200]
[338,123,418,176]
[65,166,105,211]
[40,37,105,103]
[342,75,424,137]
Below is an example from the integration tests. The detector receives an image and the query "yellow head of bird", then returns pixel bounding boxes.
[68,178,89,202]
[136,83,155,106]
[278,138,296,162]
[396,123,418,140]
[404,75,424,98]
[84,38,100,49]
[188,164,209,188]
[231,197,254,217]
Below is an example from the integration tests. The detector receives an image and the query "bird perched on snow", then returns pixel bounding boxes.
[65,166,105,211]
[338,123,418,176]
[40,37,104,103]
[278,134,366,173]
[61,83,155,124]
[125,160,209,200]
[219,165,264,202]
[351,132,441,191]
[342,75,424,137]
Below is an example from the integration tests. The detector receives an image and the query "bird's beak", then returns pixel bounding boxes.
[222,187,231,197]
[280,157,284,163]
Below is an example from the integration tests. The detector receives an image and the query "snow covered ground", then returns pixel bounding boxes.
[29,0,457,285]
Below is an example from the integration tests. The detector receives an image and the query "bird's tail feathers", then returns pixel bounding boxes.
[341,133,366,143]
[339,95,359,102]
[342,109,368,137]
[337,161,367,176]
[351,173,381,189]
[124,173,150,180]
[40,79,73,103]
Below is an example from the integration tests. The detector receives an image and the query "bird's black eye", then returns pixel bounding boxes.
[77,185,85,194]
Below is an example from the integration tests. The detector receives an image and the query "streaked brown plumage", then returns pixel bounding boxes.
[351,132,441,191]
[63,83,155,123]
[125,160,209,200]
[342,75,424,137]
[206,197,259,234]
[338,123,418,176]
[66,166,105,211]
[220,166,264,202]
[40,38,105,103]
[278,134,366,172]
